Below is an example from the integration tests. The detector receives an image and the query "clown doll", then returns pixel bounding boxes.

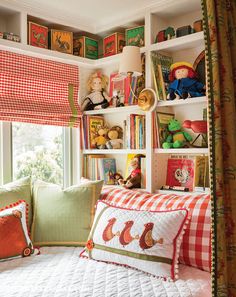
[167,61,205,100]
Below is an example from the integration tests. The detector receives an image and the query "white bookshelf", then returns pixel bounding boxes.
[150,32,204,52]
[0,0,208,194]
[155,148,208,154]
[156,96,207,107]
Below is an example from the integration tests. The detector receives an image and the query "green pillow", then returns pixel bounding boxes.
[31,180,103,246]
[0,177,32,228]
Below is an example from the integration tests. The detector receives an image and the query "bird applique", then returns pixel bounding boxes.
[102,217,119,243]
[139,222,164,250]
[119,220,139,246]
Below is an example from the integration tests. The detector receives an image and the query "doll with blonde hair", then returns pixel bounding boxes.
[81,71,111,111]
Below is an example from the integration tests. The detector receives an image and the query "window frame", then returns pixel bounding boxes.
[0,122,80,187]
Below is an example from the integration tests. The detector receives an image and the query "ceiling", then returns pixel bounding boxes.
[4,0,201,32]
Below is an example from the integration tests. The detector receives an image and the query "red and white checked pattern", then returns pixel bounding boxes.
[101,186,211,272]
[0,50,80,127]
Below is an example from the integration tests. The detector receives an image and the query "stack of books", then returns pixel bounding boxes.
[83,156,117,185]
[124,114,146,149]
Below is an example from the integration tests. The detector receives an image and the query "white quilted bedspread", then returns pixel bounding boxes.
[0,247,211,297]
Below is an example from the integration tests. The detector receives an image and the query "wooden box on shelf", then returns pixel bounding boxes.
[103,32,125,57]
[28,21,48,49]
[126,25,145,47]
[49,29,73,54]
[73,36,98,59]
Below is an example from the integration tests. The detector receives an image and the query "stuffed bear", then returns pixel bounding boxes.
[106,126,123,149]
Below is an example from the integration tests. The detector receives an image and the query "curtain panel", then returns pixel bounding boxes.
[202,0,236,296]
[0,50,81,127]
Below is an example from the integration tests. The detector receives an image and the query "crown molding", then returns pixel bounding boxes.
[0,0,201,34]
[1,0,96,33]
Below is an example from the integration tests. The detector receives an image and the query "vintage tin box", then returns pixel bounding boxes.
[74,36,98,59]
[126,25,145,47]
[28,21,48,49]
[49,29,73,54]
[103,32,125,57]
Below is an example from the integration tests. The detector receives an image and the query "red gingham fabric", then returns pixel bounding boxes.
[0,50,81,127]
[101,186,211,272]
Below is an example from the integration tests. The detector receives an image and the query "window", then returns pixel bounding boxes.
[12,123,64,186]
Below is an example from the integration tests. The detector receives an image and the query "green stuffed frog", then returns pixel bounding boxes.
[163,119,192,148]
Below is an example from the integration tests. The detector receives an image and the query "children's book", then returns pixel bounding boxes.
[88,116,104,149]
[194,155,209,190]
[125,154,137,179]
[109,72,125,99]
[140,157,146,188]
[156,112,175,148]
[99,158,116,185]
[151,52,173,100]
[166,157,195,191]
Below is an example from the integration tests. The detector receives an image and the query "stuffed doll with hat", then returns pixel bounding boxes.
[81,71,111,111]
[167,62,205,100]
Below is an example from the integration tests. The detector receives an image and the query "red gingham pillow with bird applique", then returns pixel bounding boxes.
[100,186,211,272]
[80,200,190,280]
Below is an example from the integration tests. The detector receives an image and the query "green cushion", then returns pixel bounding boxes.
[0,177,32,228]
[31,180,104,246]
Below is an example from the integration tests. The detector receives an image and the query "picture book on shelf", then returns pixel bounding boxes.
[155,112,175,147]
[82,115,104,149]
[166,157,194,191]
[109,72,125,104]
[194,155,209,190]
[151,52,173,100]
[99,158,117,185]
[125,154,137,179]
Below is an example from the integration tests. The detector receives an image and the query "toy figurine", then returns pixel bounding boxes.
[118,154,144,189]
[165,27,175,40]
[106,126,123,149]
[167,62,205,100]
[93,125,109,149]
[81,71,111,111]
[162,119,192,149]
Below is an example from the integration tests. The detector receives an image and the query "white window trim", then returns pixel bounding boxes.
[0,122,78,187]
[0,122,12,185]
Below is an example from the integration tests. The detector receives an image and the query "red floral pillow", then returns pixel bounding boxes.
[0,200,34,261]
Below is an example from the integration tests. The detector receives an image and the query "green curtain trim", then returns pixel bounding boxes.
[68,83,78,128]
[201,0,217,295]
[93,243,172,265]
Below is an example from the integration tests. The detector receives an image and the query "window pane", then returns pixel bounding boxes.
[12,123,63,186]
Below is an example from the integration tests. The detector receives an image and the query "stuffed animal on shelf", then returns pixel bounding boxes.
[113,172,123,185]
[167,61,205,100]
[93,125,109,149]
[118,154,145,189]
[81,71,111,111]
[106,126,123,149]
[162,119,192,149]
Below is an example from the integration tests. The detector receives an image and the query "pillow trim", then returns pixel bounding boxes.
[31,183,98,246]
[82,200,190,280]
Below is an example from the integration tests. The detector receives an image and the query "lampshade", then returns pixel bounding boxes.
[119,46,142,77]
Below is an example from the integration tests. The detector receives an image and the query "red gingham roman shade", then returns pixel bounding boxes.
[0,50,81,127]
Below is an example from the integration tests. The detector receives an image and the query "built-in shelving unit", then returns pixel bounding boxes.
[0,0,208,194]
